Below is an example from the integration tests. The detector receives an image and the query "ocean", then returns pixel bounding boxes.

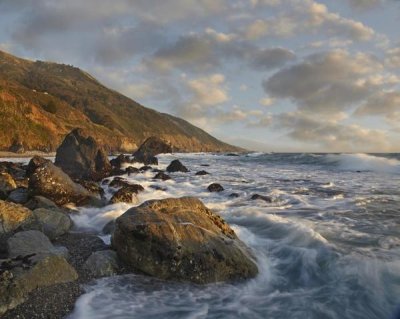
[12,152,400,319]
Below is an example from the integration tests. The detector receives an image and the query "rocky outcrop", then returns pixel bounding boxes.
[0,231,77,316]
[83,250,119,278]
[166,160,189,173]
[112,197,258,284]
[109,184,144,204]
[208,183,224,192]
[133,137,172,165]
[55,128,111,181]
[28,158,92,206]
[33,208,72,240]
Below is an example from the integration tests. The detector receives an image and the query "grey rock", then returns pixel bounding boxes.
[33,208,72,239]
[83,250,119,278]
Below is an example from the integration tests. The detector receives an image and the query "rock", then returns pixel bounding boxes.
[110,154,132,168]
[0,200,37,236]
[109,177,132,189]
[102,220,115,235]
[229,193,240,198]
[76,180,105,198]
[207,183,224,192]
[109,184,144,204]
[28,159,92,206]
[133,136,172,164]
[83,250,119,278]
[251,194,272,203]
[126,166,139,175]
[8,140,24,153]
[0,173,17,198]
[112,197,258,284]
[226,153,240,157]
[7,188,29,204]
[0,254,77,316]
[200,164,210,167]
[25,156,51,178]
[139,165,152,172]
[101,178,111,185]
[195,170,209,176]
[153,172,171,181]
[166,160,189,173]
[149,185,168,191]
[24,196,59,211]
[33,208,72,240]
[55,128,111,181]
[7,230,68,260]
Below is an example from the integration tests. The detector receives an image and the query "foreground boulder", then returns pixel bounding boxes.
[133,136,172,165]
[28,158,92,206]
[55,128,111,181]
[0,231,77,316]
[112,197,258,284]
[33,208,72,240]
[166,160,189,173]
[83,250,119,278]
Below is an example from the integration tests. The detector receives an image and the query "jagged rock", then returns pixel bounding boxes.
[153,172,171,181]
[0,173,17,199]
[133,137,172,164]
[125,166,139,175]
[83,250,119,278]
[110,154,133,168]
[166,160,189,173]
[28,158,92,206]
[139,165,152,172]
[109,185,144,204]
[251,194,272,203]
[33,208,72,240]
[207,183,224,192]
[7,188,29,204]
[112,197,258,284]
[25,156,51,178]
[195,170,209,176]
[7,230,68,260]
[109,177,132,189]
[55,128,111,181]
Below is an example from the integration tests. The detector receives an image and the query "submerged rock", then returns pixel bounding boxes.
[166,160,189,173]
[112,197,258,284]
[109,184,144,204]
[133,136,172,164]
[251,194,272,203]
[207,183,224,192]
[153,172,171,181]
[109,177,132,189]
[28,158,92,206]
[125,166,139,176]
[195,170,209,176]
[83,250,119,278]
[55,128,111,181]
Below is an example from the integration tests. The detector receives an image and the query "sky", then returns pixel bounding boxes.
[0,0,400,152]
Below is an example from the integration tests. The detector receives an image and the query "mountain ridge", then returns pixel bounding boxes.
[0,50,240,153]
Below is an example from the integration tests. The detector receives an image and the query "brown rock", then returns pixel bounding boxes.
[109,184,144,204]
[133,136,172,164]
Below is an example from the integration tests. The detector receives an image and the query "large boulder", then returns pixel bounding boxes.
[133,137,172,165]
[33,208,72,240]
[0,232,77,316]
[55,128,111,181]
[112,197,258,284]
[166,159,189,173]
[28,158,92,206]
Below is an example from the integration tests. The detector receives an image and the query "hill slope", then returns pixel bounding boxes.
[0,50,239,152]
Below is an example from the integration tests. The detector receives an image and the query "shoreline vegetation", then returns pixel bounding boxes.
[0,129,256,318]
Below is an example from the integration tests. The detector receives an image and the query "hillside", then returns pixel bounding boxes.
[0,50,239,153]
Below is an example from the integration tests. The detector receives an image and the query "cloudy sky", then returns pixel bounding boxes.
[1,0,400,152]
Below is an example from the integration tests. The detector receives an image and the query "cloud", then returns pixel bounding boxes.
[250,47,296,70]
[263,50,384,114]
[345,0,384,10]
[188,74,229,106]
[385,47,400,67]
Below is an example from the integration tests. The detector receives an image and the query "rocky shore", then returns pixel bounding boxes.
[0,129,257,318]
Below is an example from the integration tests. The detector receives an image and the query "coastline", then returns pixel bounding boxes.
[0,151,56,158]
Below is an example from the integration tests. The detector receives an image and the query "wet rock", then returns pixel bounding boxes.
[101,178,111,185]
[7,188,29,204]
[126,166,139,175]
[7,230,68,260]
[76,180,105,198]
[207,183,224,192]
[109,184,144,204]
[102,220,115,235]
[83,250,119,278]
[0,173,17,199]
[229,193,240,198]
[195,170,209,176]
[166,160,189,173]
[28,158,92,206]
[200,164,210,167]
[149,185,168,191]
[226,153,240,157]
[153,172,171,181]
[133,136,172,164]
[109,177,132,189]
[55,128,111,181]
[25,156,51,178]
[33,208,72,240]
[24,196,59,211]
[139,165,152,172]
[110,154,133,169]
[251,194,272,203]
[112,197,258,284]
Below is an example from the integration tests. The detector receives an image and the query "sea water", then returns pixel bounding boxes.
[22,152,400,319]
